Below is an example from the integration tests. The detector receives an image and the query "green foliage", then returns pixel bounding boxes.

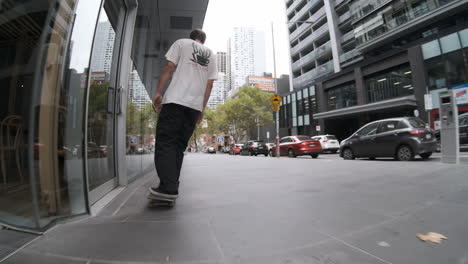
[194,86,274,143]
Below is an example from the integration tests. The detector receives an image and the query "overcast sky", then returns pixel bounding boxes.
[203,0,292,77]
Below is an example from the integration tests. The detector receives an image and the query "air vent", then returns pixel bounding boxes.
[170,16,193,30]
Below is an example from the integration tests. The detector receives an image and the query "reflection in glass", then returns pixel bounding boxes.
[87,5,121,191]
[425,49,468,91]
[327,82,357,110]
[0,0,100,230]
[366,64,413,103]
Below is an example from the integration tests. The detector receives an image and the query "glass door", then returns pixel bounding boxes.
[87,1,126,204]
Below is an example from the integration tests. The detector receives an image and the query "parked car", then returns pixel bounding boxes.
[241,140,269,156]
[311,135,340,153]
[229,144,243,155]
[207,146,216,154]
[339,117,437,161]
[270,136,322,158]
[266,143,276,151]
[222,146,231,153]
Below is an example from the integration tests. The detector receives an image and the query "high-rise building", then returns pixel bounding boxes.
[228,27,266,90]
[216,52,227,74]
[208,73,226,110]
[282,0,468,139]
[90,21,115,74]
[128,67,151,110]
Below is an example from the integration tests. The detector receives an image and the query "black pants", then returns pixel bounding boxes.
[154,103,200,193]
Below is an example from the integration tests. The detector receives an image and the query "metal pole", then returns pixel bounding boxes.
[271,22,280,158]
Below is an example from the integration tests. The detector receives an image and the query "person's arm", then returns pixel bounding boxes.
[197,79,215,124]
[152,61,176,112]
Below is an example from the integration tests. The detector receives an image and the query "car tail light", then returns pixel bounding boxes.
[409,129,426,137]
[250,145,256,149]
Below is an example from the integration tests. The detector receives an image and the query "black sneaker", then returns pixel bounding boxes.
[149,187,178,199]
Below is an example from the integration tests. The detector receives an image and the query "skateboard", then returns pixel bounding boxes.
[147,192,176,207]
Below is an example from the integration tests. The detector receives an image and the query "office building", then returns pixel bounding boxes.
[208,73,227,110]
[228,27,266,90]
[282,0,468,139]
[90,21,116,74]
[216,52,227,74]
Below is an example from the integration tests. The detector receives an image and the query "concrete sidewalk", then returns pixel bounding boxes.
[3,154,468,264]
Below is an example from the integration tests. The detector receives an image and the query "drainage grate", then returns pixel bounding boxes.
[0,245,15,260]
[0,230,37,260]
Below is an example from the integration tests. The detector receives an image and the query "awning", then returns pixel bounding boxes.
[313,95,417,119]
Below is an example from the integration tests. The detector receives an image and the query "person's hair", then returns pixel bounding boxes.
[190,29,206,44]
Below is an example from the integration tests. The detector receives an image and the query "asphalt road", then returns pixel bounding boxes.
[4,153,468,264]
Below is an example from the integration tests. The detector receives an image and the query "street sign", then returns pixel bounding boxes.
[271,94,282,111]
[315,125,321,132]
[266,132,270,139]
[271,94,282,104]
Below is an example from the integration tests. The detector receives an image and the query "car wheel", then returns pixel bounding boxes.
[264,153,268,157]
[342,148,355,160]
[396,145,414,161]
[369,157,375,160]
[288,149,296,158]
[311,153,319,159]
[420,152,432,160]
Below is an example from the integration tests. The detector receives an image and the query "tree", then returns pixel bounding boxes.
[215,86,274,142]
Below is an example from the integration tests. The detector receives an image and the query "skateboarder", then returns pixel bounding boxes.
[150,29,217,200]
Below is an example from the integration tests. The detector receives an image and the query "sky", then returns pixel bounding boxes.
[203,0,292,77]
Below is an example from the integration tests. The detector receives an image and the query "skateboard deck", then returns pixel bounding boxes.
[147,193,176,207]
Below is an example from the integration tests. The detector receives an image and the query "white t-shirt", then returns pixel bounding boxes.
[162,39,218,112]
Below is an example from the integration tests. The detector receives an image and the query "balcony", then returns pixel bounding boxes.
[290,23,329,56]
[337,10,352,25]
[356,0,462,48]
[339,49,362,64]
[350,0,392,23]
[290,0,322,24]
[287,0,302,15]
[335,0,348,8]
[292,60,334,88]
[292,41,332,71]
[290,6,326,40]
[341,30,355,44]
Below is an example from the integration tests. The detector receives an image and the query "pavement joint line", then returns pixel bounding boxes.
[318,232,393,264]
[112,174,153,216]
[207,220,226,261]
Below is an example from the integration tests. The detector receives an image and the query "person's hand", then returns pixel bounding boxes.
[152,94,163,113]
[197,112,204,125]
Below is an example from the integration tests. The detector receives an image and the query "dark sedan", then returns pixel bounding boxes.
[340,117,437,161]
[240,140,269,156]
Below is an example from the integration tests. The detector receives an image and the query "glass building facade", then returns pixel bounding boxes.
[279,86,318,136]
[0,0,207,231]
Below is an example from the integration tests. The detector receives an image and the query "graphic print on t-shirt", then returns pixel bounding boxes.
[190,43,211,67]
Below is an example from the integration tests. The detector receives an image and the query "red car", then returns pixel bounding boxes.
[270,136,322,158]
[229,144,243,155]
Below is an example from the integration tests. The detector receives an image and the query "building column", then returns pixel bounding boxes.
[408,46,428,122]
[316,82,327,113]
[324,0,342,73]
[354,67,367,105]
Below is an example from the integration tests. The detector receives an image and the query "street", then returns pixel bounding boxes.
[5,153,468,264]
